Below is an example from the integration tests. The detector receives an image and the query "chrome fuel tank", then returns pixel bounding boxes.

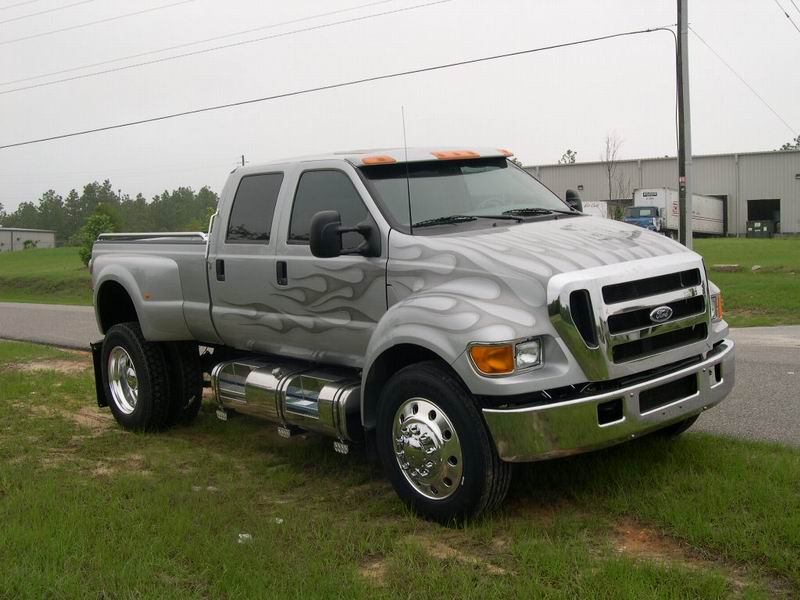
[210,358,362,442]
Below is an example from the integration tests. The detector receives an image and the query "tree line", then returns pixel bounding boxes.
[0,180,219,246]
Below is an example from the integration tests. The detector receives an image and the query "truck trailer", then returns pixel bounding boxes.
[626,188,724,237]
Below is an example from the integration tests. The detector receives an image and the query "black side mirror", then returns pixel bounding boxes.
[565,189,583,212]
[310,210,381,258]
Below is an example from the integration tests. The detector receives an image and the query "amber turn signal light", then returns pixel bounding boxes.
[469,344,515,375]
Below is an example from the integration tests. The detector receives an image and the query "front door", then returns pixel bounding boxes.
[272,163,387,368]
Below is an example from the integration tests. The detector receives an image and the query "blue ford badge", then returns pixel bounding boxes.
[649,306,673,323]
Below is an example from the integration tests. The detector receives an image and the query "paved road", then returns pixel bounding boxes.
[0,301,797,446]
[0,302,99,349]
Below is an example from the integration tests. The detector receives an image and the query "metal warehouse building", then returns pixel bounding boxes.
[526,149,800,235]
[0,228,56,252]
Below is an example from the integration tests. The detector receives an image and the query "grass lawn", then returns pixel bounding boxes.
[694,237,800,327]
[1,340,798,599]
[0,246,92,305]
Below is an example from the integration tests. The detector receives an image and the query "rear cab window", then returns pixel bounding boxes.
[226,172,284,243]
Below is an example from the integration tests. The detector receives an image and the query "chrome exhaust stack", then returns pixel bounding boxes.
[210,358,362,442]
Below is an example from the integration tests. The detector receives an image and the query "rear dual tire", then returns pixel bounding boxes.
[101,322,202,431]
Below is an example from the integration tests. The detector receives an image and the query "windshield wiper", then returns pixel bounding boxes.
[413,214,525,228]
[412,215,478,228]
[502,207,578,216]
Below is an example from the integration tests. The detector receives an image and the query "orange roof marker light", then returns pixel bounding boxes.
[361,155,396,165]
[497,148,514,157]
[431,150,480,160]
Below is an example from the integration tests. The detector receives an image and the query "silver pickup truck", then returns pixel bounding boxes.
[90,147,735,521]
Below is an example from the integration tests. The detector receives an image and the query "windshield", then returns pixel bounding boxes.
[359,157,570,231]
[626,207,658,218]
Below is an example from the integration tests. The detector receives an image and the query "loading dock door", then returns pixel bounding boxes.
[747,199,780,233]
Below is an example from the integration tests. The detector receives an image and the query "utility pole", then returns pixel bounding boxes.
[677,0,693,248]
[241,154,246,167]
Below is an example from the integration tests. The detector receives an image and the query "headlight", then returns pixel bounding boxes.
[515,339,542,369]
[469,338,542,376]
[710,293,724,322]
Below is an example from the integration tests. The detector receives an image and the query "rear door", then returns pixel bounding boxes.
[271,161,388,368]
[208,169,286,352]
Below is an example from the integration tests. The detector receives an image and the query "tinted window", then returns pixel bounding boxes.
[226,173,284,242]
[289,170,372,249]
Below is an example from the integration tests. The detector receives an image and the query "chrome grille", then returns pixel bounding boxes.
[548,255,713,381]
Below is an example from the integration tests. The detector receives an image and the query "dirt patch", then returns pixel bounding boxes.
[69,406,116,437]
[359,558,389,586]
[404,534,510,575]
[609,519,789,595]
[8,359,90,374]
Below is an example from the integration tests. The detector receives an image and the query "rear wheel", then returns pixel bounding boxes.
[376,361,511,523]
[163,342,203,425]
[101,322,170,431]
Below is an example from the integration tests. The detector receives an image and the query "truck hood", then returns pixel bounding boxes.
[387,215,695,341]
[391,215,688,283]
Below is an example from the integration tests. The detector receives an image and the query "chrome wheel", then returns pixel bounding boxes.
[393,397,463,500]
[108,346,138,415]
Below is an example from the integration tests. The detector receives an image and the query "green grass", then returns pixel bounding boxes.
[694,238,800,327]
[0,246,92,305]
[1,340,798,599]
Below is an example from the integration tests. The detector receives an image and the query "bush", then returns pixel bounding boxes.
[77,212,116,266]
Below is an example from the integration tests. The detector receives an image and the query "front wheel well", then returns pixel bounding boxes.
[362,344,460,431]
[97,280,138,333]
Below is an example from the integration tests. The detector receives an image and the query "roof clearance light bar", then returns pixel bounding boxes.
[362,155,397,165]
[431,150,480,160]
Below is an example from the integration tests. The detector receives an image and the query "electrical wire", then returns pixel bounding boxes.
[0,0,96,25]
[0,0,199,46]
[0,0,44,10]
[0,0,397,87]
[0,0,451,95]
[773,0,800,33]
[788,0,800,15]
[0,27,675,150]
[689,26,797,135]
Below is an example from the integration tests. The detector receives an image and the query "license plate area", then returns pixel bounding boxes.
[639,374,698,414]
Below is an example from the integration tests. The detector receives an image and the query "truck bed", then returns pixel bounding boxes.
[91,232,217,343]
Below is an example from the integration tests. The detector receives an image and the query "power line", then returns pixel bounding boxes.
[0,27,674,150]
[0,0,199,46]
[773,0,800,34]
[0,0,450,95]
[788,0,800,15]
[0,0,96,25]
[0,0,45,11]
[689,26,797,135]
[0,0,397,87]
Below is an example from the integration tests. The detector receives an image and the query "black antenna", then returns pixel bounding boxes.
[401,105,413,234]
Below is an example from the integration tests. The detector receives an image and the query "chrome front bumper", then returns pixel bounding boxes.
[483,339,735,462]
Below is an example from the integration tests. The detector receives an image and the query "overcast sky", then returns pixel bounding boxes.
[1,0,798,212]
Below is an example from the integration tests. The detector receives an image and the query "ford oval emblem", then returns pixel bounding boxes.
[649,306,673,323]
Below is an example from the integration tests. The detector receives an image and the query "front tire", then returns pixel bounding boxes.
[376,361,511,523]
[101,322,171,431]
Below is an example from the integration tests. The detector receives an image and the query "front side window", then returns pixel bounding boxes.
[226,173,284,242]
[289,170,373,250]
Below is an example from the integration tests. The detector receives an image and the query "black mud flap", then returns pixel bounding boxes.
[91,340,108,407]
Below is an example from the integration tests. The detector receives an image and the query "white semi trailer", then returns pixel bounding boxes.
[627,188,724,237]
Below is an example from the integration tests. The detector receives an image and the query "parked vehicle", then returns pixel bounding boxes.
[90,148,735,521]
[627,188,724,237]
